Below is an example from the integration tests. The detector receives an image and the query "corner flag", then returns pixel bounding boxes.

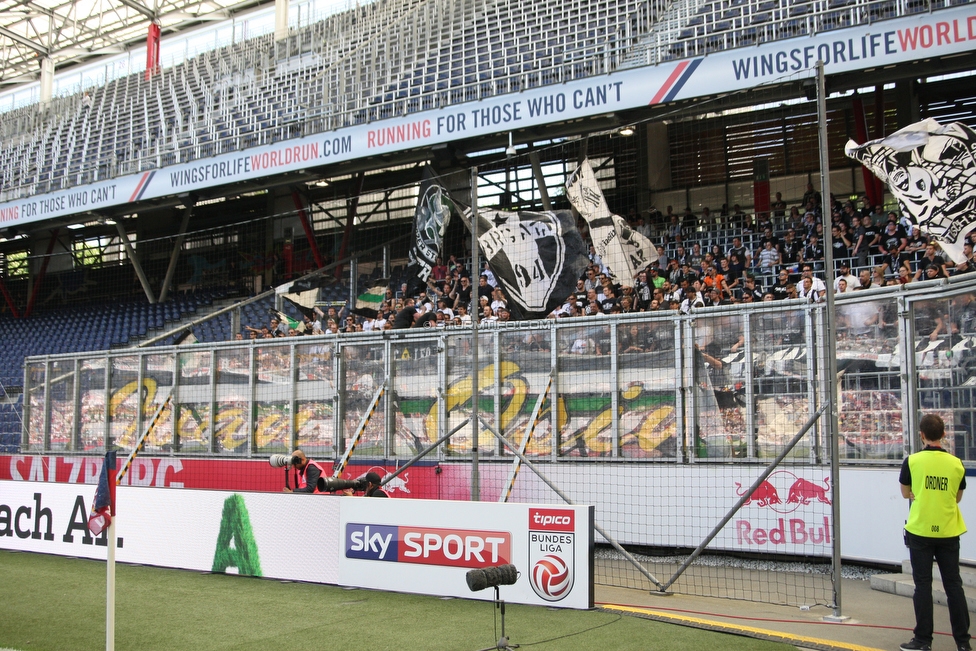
[88,450,117,536]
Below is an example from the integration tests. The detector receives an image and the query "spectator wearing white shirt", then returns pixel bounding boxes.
[798,276,825,303]
[799,264,826,294]
[480,262,497,288]
[756,240,781,277]
[833,261,860,293]
[436,298,454,320]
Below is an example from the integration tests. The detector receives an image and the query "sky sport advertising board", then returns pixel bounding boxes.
[0,480,593,609]
[339,499,594,609]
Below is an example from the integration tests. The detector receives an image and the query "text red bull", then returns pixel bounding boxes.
[735,517,831,545]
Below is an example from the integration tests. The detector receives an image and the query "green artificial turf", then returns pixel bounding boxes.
[0,550,792,651]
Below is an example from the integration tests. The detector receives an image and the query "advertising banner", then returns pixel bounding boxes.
[0,5,972,227]
[338,499,594,609]
[0,481,341,584]
[722,469,833,553]
[0,481,592,608]
[0,454,451,497]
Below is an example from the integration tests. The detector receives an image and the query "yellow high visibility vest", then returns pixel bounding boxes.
[906,449,967,538]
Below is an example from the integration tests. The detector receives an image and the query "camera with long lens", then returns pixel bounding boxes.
[269,453,297,468]
[317,476,368,493]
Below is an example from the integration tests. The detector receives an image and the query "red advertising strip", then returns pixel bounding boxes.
[398,526,511,568]
[529,507,575,532]
[0,454,464,499]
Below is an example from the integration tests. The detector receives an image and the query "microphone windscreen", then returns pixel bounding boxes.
[465,569,488,592]
[484,563,518,586]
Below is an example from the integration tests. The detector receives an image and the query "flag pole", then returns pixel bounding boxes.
[816,59,846,623]
[470,166,480,502]
[103,394,170,650]
[106,516,116,651]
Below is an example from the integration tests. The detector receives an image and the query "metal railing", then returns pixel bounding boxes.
[19,272,976,465]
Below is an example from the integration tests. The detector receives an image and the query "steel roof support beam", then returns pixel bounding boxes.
[334,171,364,280]
[115,219,156,304]
[0,24,47,54]
[159,199,195,304]
[114,0,156,21]
[24,228,59,318]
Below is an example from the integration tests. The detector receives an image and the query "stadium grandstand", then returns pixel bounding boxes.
[1,0,976,616]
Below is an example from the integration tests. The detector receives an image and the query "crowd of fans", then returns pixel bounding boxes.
[238,187,976,337]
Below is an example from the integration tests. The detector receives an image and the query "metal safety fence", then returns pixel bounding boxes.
[18,273,976,608]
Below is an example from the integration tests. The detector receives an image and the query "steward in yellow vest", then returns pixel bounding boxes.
[897,414,970,651]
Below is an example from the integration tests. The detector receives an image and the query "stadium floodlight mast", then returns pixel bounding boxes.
[466,564,520,650]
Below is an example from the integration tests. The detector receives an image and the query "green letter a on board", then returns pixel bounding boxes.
[212,494,263,576]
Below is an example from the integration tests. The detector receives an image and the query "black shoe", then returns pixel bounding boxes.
[957,644,972,651]
[899,640,931,651]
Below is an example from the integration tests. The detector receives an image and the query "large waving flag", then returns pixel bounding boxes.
[566,159,658,283]
[845,118,976,264]
[403,182,454,297]
[88,450,117,536]
[461,208,588,320]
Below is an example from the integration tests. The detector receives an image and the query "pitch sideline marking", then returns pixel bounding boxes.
[600,603,883,651]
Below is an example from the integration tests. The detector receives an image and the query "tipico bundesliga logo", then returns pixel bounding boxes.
[528,508,575,601]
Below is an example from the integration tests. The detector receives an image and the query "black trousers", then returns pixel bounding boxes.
[906,531,971,646]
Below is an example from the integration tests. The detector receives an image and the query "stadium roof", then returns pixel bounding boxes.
[0,0,269,86]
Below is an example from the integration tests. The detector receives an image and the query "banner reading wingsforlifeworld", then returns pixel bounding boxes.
[0,5,972,228]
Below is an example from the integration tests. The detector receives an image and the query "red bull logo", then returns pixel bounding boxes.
[364,465,411,494]
[786,478,831,505]
[736,517,831,546]
[733,471,833,549]
[734,471,831,515]
[734,480,781,507]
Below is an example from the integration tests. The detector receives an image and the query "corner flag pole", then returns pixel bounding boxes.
[106,514,117,651]
[106,392,172,651]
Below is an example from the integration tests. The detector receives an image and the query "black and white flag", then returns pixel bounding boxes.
[845,118,976,264]
[351,278,389,319]
[277,275,330,321]
[403,183,453,297]
[461,209,588,320]
[282,288,320,321]
[565,159,658,282]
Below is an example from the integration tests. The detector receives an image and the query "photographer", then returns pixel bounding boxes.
[364,471,389,498]
[283,450,325,493]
